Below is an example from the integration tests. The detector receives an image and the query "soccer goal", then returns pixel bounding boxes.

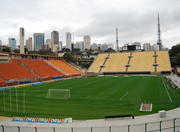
[47,89,71,99]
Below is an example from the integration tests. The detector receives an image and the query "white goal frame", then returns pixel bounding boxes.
[47,89,71,99]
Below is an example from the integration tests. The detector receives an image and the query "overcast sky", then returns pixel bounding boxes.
[0,0,180,48]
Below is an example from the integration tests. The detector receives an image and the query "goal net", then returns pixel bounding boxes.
[47,89,71,99]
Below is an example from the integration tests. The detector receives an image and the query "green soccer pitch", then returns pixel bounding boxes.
[0,76,180,120]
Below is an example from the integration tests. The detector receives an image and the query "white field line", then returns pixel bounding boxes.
[161,77,172,103]
[119,92,128,101]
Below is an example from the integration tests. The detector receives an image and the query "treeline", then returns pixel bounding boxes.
[169,44,180,67]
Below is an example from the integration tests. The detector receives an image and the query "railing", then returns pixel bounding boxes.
[1,118,180,132]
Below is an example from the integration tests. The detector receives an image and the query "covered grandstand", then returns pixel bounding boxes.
[88,51,171,74]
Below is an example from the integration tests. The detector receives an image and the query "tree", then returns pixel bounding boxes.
[105,48,116,53]
[2,46,11,52]
[13,49,20,53]
[62,48,71,52]
[169,44,180,66]
[72,48,80,53]
[63,52,75,62]
[169,44,180,57]
[38,49,54,55]
[173,53,180,66]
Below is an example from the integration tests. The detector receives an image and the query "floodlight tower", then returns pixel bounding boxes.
[116,28,119,52]
[157,13,162,50]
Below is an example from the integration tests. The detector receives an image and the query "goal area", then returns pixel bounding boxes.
[47,89,71,99]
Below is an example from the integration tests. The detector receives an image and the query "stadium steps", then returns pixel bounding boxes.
[125,52,132,72]
[88,51,171,74]
[20,59,64,78]
[0,59,39,80]
[44,60,68,76]
[101,52,130,73]
[156,51,171,73]
[87,53,109,73]
[153,51,158,72]
[127,51,155,73]
[99,53,110,73]
[16,59,42,77]
[0,78,5,83]
[47,60,81,76]
[62,60,82,76]
[66,61,84,75]
[0,75,7,81]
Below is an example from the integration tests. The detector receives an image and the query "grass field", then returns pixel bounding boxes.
[0,76,180,120]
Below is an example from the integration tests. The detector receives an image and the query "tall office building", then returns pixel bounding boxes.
[46,39,52,50]
[143,43,152,51]
[0,40,2,45]
[91,43,98,50]
[74,41,84,50]
[26,37,33,51]
[59,41,63,51]
[33,33,45,51]
[8,38,16,50]
[66,32,72,51]
[84,35,91,50]
[51,31,59,45]
[100,44,108,51]
[20,27,25,54]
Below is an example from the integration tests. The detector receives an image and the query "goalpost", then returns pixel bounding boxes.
[47,89,71,99]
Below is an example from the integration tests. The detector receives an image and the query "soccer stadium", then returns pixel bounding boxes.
[0,50,179,132]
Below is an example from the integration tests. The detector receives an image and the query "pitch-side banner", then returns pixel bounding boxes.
[12,117,72,124]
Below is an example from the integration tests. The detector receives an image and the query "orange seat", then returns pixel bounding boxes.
[0,59,38,80]
[20,59,64,77]
[48,60,81,76]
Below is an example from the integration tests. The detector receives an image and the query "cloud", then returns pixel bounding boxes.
[0,0,180,48]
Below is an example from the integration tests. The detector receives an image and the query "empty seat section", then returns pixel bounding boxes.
[88,53,108,73]
[0,59,38,80]
[156,51,171,72]
[0,78,5,83]
[48,60,81,76]
[128,52,154,72]
[20,59,63,77]
[101,52,130,73]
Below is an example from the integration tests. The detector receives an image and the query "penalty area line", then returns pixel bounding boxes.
[119,92,128,101]
[161,77,172,103]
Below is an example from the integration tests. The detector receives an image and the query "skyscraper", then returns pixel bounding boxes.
[84,35,91,50]
[26,37,33,51]
[66,32,72,51]
[59,41,63,51]
[8,38,16,50]
[51,31,59,46]
[0,40,2,45]
[74,41,84,50]
[20,27,25,54]
[33,33,45,51]
[46,39,52,49]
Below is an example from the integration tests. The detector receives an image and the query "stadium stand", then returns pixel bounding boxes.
[0,78,5,83]
[47,60,82,76]
[156,51,171,73]
[88,51,171,74]
[101,52,130,73]
[20,59,64,77]
[88,53,109,73]
[0,53,9,63]
[0,59,38,80]
[128,51,154,72]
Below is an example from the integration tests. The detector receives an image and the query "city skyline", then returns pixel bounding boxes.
[0,0,180,48]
